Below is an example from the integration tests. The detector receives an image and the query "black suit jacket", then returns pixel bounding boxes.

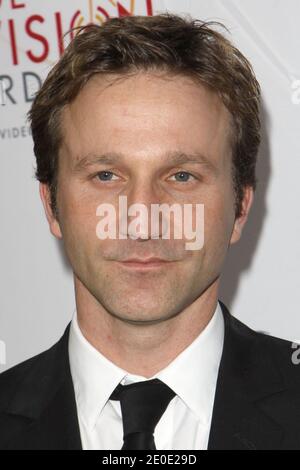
[1,301,300,450]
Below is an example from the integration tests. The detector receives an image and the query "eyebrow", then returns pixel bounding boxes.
[73,151,218,174]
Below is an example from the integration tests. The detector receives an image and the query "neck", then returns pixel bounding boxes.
[74,276,219,378]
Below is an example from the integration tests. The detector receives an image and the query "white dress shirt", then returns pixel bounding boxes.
[68,301,224,450]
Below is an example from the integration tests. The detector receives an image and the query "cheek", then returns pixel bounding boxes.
[204,191,235,247]
[57,196,100,260]
[58,180,98,225]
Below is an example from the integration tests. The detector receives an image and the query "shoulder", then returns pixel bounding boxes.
[220,301,300,387]
[0,324,71,412]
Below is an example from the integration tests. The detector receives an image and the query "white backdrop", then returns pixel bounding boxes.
[0,0,299,372]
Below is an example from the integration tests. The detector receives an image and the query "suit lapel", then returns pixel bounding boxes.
[208,301,285,449]
[3,324,82,450]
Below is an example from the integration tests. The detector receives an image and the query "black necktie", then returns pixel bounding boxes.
[109,378,176,450]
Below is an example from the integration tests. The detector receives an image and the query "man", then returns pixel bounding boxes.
[0,13,299,450]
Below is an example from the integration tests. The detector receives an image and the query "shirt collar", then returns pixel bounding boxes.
[155,301,224,424]
[68,301,224,429]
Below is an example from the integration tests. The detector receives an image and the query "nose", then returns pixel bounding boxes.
[119,180,164,240]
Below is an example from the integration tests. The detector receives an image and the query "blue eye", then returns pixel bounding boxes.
[171,171,196,182]
[97,171,116,181]
[95,171,196,183]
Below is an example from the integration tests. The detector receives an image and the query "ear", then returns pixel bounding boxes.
[39,183,62,239]
[230,186,254,245]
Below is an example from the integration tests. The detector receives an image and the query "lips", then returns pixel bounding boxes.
[120,257,168,263]
[116,257,172,270]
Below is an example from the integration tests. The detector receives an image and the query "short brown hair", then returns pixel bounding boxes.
[28,12,261,219]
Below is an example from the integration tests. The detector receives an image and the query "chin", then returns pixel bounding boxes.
[114,310,167,324]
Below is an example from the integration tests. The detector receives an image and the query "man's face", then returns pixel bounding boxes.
[41,72,252,324]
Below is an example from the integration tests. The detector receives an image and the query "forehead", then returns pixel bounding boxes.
[59,71,233,169]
